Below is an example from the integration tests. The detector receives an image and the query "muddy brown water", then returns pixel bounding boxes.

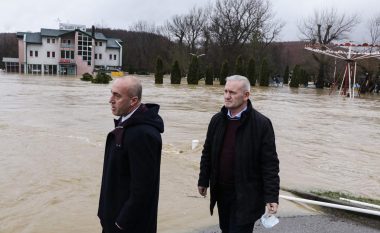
[0,73,379,232]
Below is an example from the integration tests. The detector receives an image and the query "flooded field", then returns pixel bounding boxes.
[0,73,379,232]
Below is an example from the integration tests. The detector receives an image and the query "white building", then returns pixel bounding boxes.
[2,23,122,75]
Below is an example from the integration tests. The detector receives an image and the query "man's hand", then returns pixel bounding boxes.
[266,203,278,214]
[198,186,208,197]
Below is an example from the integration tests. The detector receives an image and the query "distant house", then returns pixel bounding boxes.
[2,23,122,75]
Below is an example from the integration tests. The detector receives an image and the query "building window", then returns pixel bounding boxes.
[44,65,57,75]
[95,53,98,59]
[47,38,50,43]
[109,54,112,60]
[95,41,98,46]
[30,50,33,57]
[52,51,55,58]
[52,38,55,43]
[47,51,50,57]
[99,54,102,60]
[5,62,19,73]
[67,39,71,44]
[61,50,74,60]
[114,54,116,60]
[77,32,92,65]
[27,64,42,74]
[35,51,38,57]
[99,42,102,46]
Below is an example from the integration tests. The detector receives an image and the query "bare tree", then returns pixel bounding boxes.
[259,14,284,46]
[249,2,284,67]
[166,7,208,53]
[368,14,380,46]
[166,15,187,45]
[299,8,359,45]
[129,20,159,34]
[183,7,208,53]
[209,0,281,55]
[357,14,380,80]
[298,8,359,88]
[202,26,212,54]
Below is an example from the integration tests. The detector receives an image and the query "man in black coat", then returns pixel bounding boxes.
[98,77,164,233]
[198,75,280,233]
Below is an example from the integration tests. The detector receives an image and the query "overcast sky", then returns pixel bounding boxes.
[1,0,379,43]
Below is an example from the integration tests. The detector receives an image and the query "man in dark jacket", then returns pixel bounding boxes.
[98,77,164,233]
[198,75,280,233]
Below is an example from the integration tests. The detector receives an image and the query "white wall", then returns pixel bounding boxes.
[94,40,106,66]
[94,42,121,67]
[27,38,60,65]
[25,36,122,72]
[42,37,60,65]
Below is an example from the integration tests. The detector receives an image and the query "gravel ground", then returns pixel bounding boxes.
[195,215,380,233]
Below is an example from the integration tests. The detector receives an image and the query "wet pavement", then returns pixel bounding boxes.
[194,191,380,233]
[198,215,379,233]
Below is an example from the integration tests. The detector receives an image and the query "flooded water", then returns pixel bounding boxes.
[0,73,379,233]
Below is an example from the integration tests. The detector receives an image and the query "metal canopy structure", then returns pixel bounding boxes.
[305,43,380,98]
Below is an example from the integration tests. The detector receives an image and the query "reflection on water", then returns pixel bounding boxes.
[0,73,379,233]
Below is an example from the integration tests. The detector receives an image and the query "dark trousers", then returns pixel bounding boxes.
[217,185,255,233]
[101,221,123,233]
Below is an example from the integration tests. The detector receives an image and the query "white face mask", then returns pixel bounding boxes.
[260,211,279,229]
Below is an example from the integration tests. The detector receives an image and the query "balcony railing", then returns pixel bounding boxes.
[60,43,75,48]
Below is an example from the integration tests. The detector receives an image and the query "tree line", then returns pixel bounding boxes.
[0,33,18,67]
[1,0,379,89]
[110,1,380,88]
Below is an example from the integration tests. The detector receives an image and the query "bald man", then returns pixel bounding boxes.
[98,77,164,233]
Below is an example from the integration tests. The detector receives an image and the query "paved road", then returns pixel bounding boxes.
[196,215,380,233]
[190,190,379,233]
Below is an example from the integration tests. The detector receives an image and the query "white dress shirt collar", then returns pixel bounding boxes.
[121,104,141,123]
[227,106,247,120]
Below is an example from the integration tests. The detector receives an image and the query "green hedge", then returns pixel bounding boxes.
[92,72,112,84]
